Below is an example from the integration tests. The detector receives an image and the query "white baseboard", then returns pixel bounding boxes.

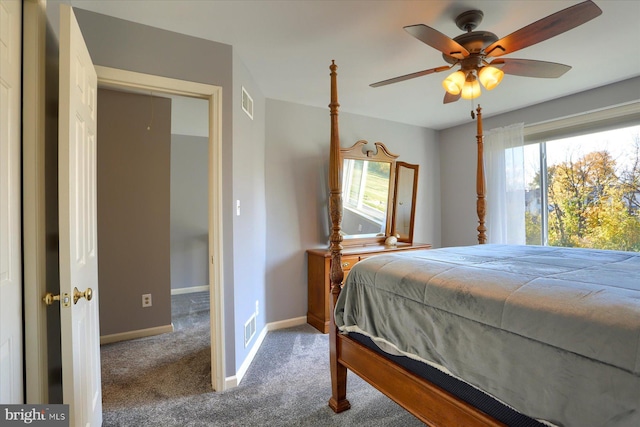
[266,316,307,332]
[224,316,308,389]
[100,324,174,345]
[225,327,267,389]
[171,285,209,295]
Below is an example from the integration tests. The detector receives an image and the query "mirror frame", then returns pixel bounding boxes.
[340,140,398,246]
[391,161,419,244]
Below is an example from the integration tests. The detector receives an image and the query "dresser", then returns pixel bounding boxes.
[306,242,432,333]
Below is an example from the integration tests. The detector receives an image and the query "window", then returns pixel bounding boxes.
[524,124,640,251]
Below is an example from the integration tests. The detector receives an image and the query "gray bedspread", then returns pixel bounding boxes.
[334,244,640,427]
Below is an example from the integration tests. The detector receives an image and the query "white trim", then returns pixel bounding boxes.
[171,285,209,295]
[225,316,308,389]
[95,66,226,392]
[229,325,268,388]
[100,324,174,345]
[97,66,219,99]
[267,316,307,331]
[525,101,640,142]
[23,0,48,404]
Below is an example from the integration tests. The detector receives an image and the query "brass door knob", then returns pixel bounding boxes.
[43,292,71,307]
[73,287,93,304]
[43,293,60,306]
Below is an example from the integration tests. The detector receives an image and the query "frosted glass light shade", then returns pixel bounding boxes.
[442,71,466,95]
[478,66,504,90]
[461,77,481,100]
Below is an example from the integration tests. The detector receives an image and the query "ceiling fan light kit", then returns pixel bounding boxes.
[460,74,481,100]
[478,66,503,91]
[370,0,603,104]
[442,70,465,95]
[442,65,504,100]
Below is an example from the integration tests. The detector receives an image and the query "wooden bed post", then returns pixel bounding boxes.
[476,105,487,244]
[327,60,351,413]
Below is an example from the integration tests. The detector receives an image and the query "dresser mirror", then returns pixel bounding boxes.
[338,140,418,246]
[392,161,419,243]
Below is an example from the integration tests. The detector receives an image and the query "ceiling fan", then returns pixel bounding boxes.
[370,0,602,103]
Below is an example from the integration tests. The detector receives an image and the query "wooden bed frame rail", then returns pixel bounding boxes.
[327,61,502,426]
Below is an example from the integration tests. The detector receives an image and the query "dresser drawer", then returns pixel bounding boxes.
[340,255,360,272]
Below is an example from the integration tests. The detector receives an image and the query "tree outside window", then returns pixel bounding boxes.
[525,125,640,252]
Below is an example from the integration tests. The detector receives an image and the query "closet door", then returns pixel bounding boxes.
[0,0,23,405]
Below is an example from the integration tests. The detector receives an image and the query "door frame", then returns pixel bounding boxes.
[96,66,226,392]
[23,0,48,403]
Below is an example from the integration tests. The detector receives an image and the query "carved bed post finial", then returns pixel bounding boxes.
[328,60,344,293]
[476,105,487,244]
[328,60,351,414]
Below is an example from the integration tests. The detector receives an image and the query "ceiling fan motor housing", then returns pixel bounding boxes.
[442,31,499,64]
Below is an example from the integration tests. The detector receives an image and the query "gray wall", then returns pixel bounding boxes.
[170,134,209,291]
[439,76,640,248]
[97,89,172,336]
[265,99,441,324]
[231,51,267,369]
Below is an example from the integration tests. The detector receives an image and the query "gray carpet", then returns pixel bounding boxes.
[101,292,424,426]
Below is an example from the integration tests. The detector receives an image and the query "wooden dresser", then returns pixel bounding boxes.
[306,242,432,333]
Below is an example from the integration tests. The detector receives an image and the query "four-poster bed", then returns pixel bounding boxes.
[326,61,640,427]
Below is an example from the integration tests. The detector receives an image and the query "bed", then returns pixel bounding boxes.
[325,61,640,426]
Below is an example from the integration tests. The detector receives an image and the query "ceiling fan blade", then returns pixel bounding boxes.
[490,58,571,78]
[370,66,450,88]
[443,91,461,104]
[404,24,469,59]
[485,0,602,58]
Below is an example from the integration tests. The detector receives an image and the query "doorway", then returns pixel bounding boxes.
[96,66,225,392]
[167,95,210,302]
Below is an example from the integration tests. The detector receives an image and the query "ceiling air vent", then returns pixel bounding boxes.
[242,86,253,120]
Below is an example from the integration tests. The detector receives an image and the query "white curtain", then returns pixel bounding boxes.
[485,123,525,244]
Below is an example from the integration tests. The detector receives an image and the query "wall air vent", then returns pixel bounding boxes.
[244,313,256,347]
[241,86,254,120]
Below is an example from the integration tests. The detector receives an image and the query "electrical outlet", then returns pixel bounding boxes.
[256,300,259,316]
[142,293,152,307]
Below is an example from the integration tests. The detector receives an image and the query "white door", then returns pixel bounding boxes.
[58,4,102,425]
[0,0,23,404]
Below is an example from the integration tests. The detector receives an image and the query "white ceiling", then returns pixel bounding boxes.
[67,0,640,130]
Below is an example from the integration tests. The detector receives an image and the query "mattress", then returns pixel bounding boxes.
[334,244,640,427]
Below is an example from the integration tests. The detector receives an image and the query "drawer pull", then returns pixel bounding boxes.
[342,262,350,268]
